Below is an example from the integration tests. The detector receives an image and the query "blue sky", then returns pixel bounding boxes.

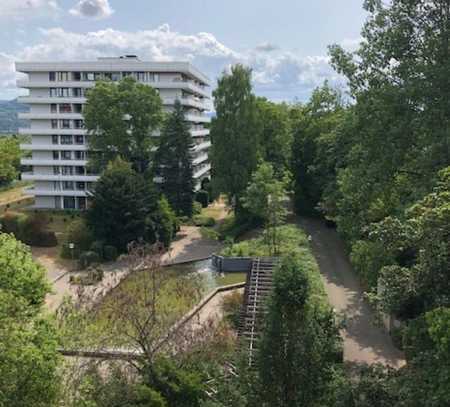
[0,0,367,101]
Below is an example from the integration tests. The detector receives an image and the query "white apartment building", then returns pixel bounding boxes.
[16,56,211,210]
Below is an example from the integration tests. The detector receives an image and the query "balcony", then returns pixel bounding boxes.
[19,128,87,136]
[21,158,88,166]
[24,187,88,197]
[193,163,211,179]
[20,143,88,151]
[185,113,211,123]
[193,140,211,152]
[192,154,209,166]
[19,112,83,120]
[22,173,99,182]
[17,96,87,104]
[17,79,210,98]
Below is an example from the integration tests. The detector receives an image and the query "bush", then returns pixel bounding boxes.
[78,251,101,270]
[90,241,104,258]
[193,215,216,227]
[19,214,58,247]
[61,219,95,259]
[192,201,202,216]
[0,211,26,237]
[200,227,219,240]
[195,190,209,208]
[221,291,243,330]
[103,245,118,262]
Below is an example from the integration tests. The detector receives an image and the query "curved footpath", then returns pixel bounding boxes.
[298,217,405,368]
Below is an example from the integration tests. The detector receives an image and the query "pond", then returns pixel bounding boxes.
[164,258,247,296]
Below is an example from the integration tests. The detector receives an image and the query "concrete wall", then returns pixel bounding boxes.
[212,255,253,273]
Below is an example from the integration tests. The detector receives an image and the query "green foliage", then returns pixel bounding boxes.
[153,100,195,217]
[0,233,50,306]
[19,213,58,247]
[192,201,202,216]
[210,65,260,216]
[103,245,119,262]
[78,251,101,270]
[148,196,179,249]
[256,97,293,177]
[257,255,342,406]
[195,189,209,208]
[90,240,104,258]
[0,210,27,236]
[242,162,287,254]
[143,357,204,407]
[192,215,215,227]
[221,291,243,330]
[61,218,94,259]
[0,136,21,186]
[0,234,60,406]
[84,77,163,174]
[86,158,159,252]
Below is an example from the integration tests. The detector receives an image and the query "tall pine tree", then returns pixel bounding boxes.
[154,100,195,217]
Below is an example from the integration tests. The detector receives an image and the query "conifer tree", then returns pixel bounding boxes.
[154,100,195,217]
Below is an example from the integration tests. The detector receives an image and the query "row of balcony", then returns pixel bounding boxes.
[19,128,210,137]
[17,79,210,98]
[17,96,210,111]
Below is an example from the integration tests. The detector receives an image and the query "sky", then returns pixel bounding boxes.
[0,0,367,102]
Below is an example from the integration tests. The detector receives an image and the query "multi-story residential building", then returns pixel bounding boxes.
[16,56,211,210]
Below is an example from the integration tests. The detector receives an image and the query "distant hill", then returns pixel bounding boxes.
[0,99,29,134]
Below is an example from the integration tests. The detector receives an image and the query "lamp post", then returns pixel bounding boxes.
[69,243,75,261]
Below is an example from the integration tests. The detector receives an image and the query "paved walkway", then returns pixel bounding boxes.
[298,217,405,367]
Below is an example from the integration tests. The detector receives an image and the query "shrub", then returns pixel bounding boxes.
[90,241,104,258]
[200,227,219,241]
[192,201,202,216]
[0,211,26,237]
[221,291,243,330]
[195,190,209,208]
[103,245,118,262]
[19,214,58,247]
[61,219,95,259]
[193,215,216,227]
[78,251,101,270]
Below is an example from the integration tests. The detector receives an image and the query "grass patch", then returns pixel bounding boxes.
[221,224,328,309]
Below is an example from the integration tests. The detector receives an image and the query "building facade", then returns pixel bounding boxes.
[16,56,211,210]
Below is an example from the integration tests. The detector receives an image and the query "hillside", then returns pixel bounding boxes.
[0,99,29,134]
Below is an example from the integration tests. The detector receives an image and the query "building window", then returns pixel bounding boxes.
[76,181,85,190]
[63,181,74,190]
[62,119,71,129]
[51,104,57,113]
[73,72,81,81]
[78,197,87,210]
[60,104,72,113]
[75,166,85,175]
[52,135,59,145]
[61,166,73,175]
[74,104,83,113]
[61,135,73,145]
[53,151,59,160]
[61,151,71,160]
[63,196,76,209]
[51,119,58,129]
[53,166,60,175]
[57,72,69,81]
[74,120,84,129]
[75,135,84,144]
[49,72,56,81]
[74,151,85,160]
[73,88,82,97]
[83,72,95,81]
[137,72,145,82]
[111,72,121,81]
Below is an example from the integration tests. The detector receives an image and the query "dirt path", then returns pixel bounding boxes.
[298,217,405,367]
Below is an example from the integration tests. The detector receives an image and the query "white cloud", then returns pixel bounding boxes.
[0,0,59,18]
[5,24,345,101]
[69,0,114,19]
[254,42,279,52]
